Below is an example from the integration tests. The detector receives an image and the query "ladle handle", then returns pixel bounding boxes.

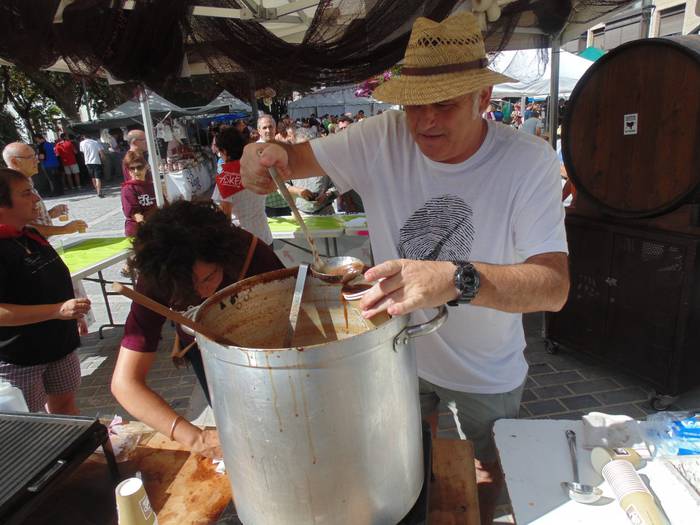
[268,167,323,269]
[566,429,580,483]
[111,282,230,345]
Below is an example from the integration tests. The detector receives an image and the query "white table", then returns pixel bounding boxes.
[60,237,134,338]
[164,163,212,201]
[494,419,698,524]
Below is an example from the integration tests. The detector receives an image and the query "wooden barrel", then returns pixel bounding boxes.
[563,36,700,218]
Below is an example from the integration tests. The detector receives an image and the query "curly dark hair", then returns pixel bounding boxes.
[129,200,251,308]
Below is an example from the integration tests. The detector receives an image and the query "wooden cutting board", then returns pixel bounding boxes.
[136,434,232,524]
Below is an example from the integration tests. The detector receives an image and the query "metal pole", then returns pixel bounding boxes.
[138,86,165,207]
[548,34,561,149]
[640,0,654,39]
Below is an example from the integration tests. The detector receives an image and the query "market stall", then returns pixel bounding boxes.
[287,84,396,119]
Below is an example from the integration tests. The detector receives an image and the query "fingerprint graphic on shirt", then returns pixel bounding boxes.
[397,195,474,261]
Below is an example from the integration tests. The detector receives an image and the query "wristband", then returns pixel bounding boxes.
[169,415,185,441]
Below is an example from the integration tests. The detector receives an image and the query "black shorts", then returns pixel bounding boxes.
[87,164,103,180]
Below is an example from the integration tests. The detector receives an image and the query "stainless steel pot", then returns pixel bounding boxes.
[193,268,447,525]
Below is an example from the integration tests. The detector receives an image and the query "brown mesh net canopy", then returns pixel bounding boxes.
[0,0,635,96]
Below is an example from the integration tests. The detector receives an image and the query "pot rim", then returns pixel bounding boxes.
[194,266,405,353]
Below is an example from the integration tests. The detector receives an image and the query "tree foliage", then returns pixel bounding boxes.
[0,67,127,138]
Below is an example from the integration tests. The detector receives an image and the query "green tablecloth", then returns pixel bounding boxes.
[60,237,132,275]
[267,215,345,233]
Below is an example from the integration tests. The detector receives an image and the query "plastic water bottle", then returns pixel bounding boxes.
[0,381,29,412]
[645,412,700,457]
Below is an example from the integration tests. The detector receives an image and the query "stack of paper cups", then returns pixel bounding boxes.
[115,477,158,525]
[601,460,668,525]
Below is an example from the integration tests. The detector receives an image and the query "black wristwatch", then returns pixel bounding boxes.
[447,261,480,306]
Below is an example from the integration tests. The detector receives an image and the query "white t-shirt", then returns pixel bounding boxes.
[212,185,273,245]
[80,138,103,165]
[310,110,567,394]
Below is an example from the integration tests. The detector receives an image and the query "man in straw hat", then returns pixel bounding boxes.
[241,12,569,522]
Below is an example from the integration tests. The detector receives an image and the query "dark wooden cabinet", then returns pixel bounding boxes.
[546,215,700,397]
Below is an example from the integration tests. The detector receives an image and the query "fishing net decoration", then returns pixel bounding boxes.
[0,0,637,96]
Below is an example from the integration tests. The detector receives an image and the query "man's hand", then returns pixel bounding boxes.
[190,428,222,459]
[66,220,87,234]
[240,142,290,194]
[57,298,92,320]
[359,260,457,317]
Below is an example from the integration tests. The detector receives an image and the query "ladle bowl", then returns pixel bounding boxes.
[561,481,604,504]
[311,255,367,283]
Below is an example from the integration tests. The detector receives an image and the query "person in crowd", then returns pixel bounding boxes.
[234,119,251,143]
[121,152,157,238]
[257,114,276,143]
[80,135,106,198]
[211,126,272,245]
[274,121,296,144]
[287,129,338,216]
[2,142,87,237]
[34,134,64,196]
[258,115,290,217]
[54,133,81,191]
[111,200,284,458]
[248,129,261,143]
[240,13,569,524]
[336,116,353,131]
[122,129,148,181]
[521,109,543,137]
[355,110,366,121]
[0,168,91,414]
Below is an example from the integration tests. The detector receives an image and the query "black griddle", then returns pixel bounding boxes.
[0,412,118,525]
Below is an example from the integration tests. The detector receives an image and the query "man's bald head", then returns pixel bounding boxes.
[126,129,147,152]
[2,142,38,178]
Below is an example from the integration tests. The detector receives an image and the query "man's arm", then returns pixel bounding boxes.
[0,299,91,326]
[240,141,327,194]
[359,252,570,318]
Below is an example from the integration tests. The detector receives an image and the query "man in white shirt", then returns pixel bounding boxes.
[79,135,105,197]
[2,142,87,237]
[240,13,569,523]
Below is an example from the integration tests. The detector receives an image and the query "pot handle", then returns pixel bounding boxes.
[179,304,203,337]
[394,305,448,350]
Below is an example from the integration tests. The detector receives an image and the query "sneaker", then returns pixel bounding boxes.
[98,192,105,198]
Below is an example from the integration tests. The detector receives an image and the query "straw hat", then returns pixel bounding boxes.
[373,12,515,105]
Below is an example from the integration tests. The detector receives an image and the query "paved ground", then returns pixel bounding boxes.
[43,183,700,522]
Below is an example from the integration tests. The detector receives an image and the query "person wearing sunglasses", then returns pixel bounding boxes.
[121,151,157,238]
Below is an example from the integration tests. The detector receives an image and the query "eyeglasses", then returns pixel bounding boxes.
[13,153,38,160]
[128,165,146,171]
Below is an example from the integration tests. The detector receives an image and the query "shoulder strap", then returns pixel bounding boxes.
[238,235,258,280]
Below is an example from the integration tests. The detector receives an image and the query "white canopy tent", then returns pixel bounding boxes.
[287,85,396,119]
[191,90,252,115]
[490,49,593,98]
[98,90,190,122]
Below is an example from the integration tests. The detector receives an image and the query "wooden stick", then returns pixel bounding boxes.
[112,282,234,345]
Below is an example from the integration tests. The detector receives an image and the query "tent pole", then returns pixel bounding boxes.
[138,86,165,207]
[548,33,561,149]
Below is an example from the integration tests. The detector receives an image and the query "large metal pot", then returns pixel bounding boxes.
[194,267,447,525]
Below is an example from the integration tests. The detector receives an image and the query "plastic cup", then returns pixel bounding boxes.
[115,477,157,525]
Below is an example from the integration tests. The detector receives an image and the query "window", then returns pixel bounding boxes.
[658,4,685,37]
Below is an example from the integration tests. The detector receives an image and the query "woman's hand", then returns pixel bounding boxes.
[190,428,222,459]
[56,298,92,320]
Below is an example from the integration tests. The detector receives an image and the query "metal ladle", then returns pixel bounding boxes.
[561,429,603,504]
[267,167,366,282]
